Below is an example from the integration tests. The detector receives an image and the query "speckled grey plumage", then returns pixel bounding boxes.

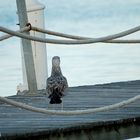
[46,56,68,104]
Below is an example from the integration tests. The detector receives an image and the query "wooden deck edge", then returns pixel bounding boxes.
[70,80,140,89]
[2,117,140,140]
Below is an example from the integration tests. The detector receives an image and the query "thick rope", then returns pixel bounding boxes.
[0,26,30,41]
[1,26,140,44]
[31,25,140,41]
[31,26,140,44]
[0,94,140,115]
[31,26,88,40]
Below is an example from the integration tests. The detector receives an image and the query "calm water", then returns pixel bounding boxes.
[0,0,140,96]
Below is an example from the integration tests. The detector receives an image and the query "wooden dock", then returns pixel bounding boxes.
[0,80,140,140]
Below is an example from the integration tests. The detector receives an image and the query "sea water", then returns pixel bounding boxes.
[0,0,140,97]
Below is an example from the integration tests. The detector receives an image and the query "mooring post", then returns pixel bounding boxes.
[17,0,48,93]
[16,0,37,94]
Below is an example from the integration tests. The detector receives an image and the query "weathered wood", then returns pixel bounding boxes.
[16,0,37,93]
[0,80,140,139]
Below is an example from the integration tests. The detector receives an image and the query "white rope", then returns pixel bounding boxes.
[31,26,140,44]
[31,25,140,41]
[0,94,140,115]
[0,26,30,41]
[31,26,89,40]
[1,26,140,44]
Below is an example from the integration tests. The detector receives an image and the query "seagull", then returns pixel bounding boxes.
[46,56,68,104]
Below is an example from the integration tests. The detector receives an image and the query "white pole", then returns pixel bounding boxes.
[16,0,37,94]
[17,0,48,92]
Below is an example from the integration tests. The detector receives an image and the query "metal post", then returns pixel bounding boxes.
[17,0,48,93]
[16,0,37,94]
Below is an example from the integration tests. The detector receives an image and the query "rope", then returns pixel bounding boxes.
[1,26,140,44]
[32,25,140,44]
[31,26,140,44]
[31,25,140,41]
[0,26,30,41]
[0,94,139,115]
[31,26,88,40]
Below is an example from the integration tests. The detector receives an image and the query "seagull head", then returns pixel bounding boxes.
[52,56,60,68]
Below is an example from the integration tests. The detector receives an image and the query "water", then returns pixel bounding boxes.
[0,0,140,96]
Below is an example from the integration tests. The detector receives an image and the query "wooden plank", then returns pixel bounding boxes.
[0,80,140,138]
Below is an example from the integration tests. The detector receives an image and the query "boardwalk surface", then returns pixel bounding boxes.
[0,80,140,139]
